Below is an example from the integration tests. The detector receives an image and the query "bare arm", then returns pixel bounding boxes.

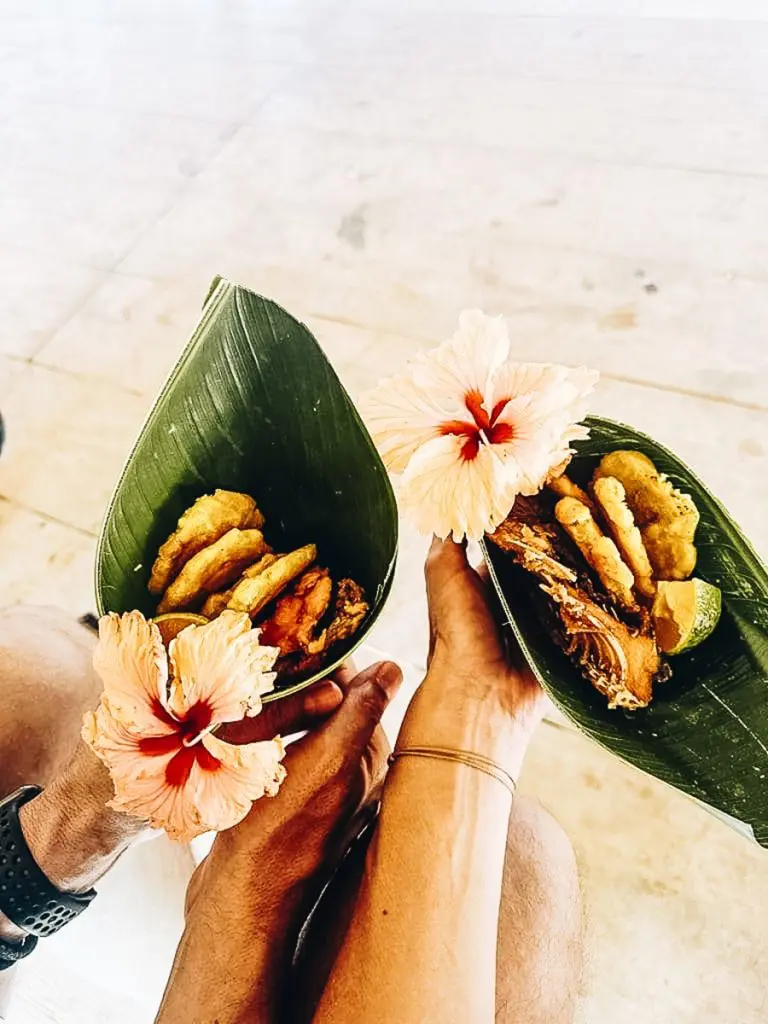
[314,539,546,1024]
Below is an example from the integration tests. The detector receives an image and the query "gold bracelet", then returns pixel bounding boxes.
[388,746,516,797]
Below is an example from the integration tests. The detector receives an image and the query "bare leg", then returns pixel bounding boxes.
[495,799,582,1024]
[0,607,101,1012]
[293,797,582,1024]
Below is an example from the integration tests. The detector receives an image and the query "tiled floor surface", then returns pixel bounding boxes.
[1,1,767,1020]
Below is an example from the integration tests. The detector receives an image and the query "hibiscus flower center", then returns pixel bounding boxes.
[439,389,514,461]
[139,698,220,787]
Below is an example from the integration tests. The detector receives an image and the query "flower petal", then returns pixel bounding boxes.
[490,363,599,493]
[399,433,520,541]
[418,309,510,411]
[189,732,287,836]
[359,311,510,475]
[168,611,279,724]
[358,369,443,474]
[92,612,172,733]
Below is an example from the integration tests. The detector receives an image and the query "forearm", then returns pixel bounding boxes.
[315,684,528,1024]
[155,845,312,1024]
[318,762,511,1023]
[0,742,147,941]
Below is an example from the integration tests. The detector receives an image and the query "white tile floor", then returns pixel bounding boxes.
[1,0,768,1021]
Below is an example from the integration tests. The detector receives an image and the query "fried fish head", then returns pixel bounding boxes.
[226,545,318,619]
[594,451,698,580]
[259,567,333,656]
[148,490,264,595]
[156,528,268,613]
[542,580,662,710]
[592,476,655,598]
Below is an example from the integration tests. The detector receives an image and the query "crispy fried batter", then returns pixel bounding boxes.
[226,545,318,619]
[542,579,662,709]
[201,554,279,618]
[555,497,638,612]
[148,490,264,595]
[594,451,698,580]
[547,472,598,517]
[157,528,268,613]
[490,517,577,585]
[592,476,655,599]
[259,568,333,656]
[276,578,370,679]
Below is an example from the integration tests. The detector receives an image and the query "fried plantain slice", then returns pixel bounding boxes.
[592,476,655,599]
[594,451,698,580]
[259,567,333,656]
[157,528,268,613]
[555,497,638,612]
[148,490,264,595]
[547,472,599,517]
[201,553,279,618]
[226,545,317,619]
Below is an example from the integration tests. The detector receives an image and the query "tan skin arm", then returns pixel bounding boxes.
[314,539,546,1024]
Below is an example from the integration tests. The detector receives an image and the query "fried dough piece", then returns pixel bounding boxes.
[226,545,317,619]
[542,579,662,710]
[148,490,264,595]
[547,472,598,517]
[157,528,268,613]
[592,477,655,599]
[555,497,638,612]
[259,568,333,656]
[201,553,279,618]
[594,451,698,580]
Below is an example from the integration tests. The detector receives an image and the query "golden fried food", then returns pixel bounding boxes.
[148,490,264,595]
[542,579,662,710]
[547,472,598,517]
[157,528,268,613]
[259,567,333,656]
[592,477,655,599]
[226,545,318,619]
[277,578,370,678]
[594,451,698,580]
[491,512,577,585]
[201,554,279,618]
[555,497,637,612]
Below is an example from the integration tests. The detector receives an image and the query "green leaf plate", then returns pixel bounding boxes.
[95,278,398,701]
[483,416,768,846]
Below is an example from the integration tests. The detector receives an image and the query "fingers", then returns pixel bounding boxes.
[321,661,403,759]
[217,679,343,744]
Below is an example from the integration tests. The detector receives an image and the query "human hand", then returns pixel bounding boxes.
[397,538,547,774]
[186,660,402,921]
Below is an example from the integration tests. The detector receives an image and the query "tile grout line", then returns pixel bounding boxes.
[0,494,98,539]
[306,311,768,415]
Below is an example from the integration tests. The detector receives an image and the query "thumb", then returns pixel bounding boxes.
[323,660,403,758]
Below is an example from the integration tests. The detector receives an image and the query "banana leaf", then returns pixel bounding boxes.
[483,417,768,846]
[95,278,398,700]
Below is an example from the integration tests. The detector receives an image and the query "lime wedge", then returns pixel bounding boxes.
[652,579,722,655]
[152,612,208,648]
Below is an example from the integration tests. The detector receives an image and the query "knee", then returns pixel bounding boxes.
[0,606,101,791]
[507,796,579,888]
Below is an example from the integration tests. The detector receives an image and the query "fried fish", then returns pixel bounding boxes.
[259,567,333,656]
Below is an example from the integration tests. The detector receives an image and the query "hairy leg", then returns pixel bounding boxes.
[0,607,101,1013]
[0,606,101,796]
[292,797,582,1024]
